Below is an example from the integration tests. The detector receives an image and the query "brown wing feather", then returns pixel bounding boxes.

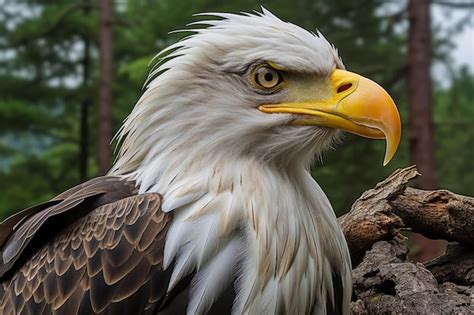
[0,193,172,315]
[0,176,138,278]
[0,200,61,248]
[0,178,239,314]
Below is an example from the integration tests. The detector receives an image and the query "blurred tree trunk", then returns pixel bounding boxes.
[408,0,442,262]
[98,0,113,175]
[80,1,91,181]
[408,0,437,190]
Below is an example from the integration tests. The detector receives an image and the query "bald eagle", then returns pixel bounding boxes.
[0,9,400,315]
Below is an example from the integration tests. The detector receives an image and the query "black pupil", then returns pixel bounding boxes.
[264,72,274,82]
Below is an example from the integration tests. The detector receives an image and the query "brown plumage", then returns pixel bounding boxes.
[0,177,236,314]
[0,177,175,314]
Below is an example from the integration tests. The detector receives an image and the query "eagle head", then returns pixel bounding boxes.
[113,9,400,178]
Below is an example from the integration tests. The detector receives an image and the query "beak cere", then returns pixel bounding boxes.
[258,69,402,165]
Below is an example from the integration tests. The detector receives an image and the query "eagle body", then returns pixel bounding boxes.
[0,170,348,314]
[0,8,401,315]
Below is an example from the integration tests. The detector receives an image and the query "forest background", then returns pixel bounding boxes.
[0,0,472,226]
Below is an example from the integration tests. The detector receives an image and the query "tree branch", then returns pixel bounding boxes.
[337,161,474,313]
[339,165,474,266]
[425,243,474,285]
[391,187,474,244]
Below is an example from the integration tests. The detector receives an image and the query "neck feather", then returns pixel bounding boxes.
[113,151,351,314]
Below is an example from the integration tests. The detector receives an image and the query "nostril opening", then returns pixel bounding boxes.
[337,83,352,93]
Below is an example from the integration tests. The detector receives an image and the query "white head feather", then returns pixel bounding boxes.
[111,8,351,315]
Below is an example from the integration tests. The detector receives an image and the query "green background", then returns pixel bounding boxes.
[0,0,472,219]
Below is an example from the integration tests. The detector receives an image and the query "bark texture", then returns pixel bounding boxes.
[408,0,437,190]
[340,166,474,314]
[98,0,113,175]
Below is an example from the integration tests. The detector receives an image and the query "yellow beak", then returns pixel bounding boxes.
[258,69,401,165]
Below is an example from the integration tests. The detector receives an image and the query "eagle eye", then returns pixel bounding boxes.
[252,64,283,90]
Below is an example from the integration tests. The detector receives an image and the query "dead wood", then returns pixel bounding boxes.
[339,165,474,266]
[350,237,473,314]
[340,166,474,314]
[425,243,474,286]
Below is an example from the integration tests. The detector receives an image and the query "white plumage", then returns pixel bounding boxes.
[112,8,354,315]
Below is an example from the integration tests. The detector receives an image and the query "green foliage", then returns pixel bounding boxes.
[433,66,474,196]
[0,0,96,216]
[0,0,472,219]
